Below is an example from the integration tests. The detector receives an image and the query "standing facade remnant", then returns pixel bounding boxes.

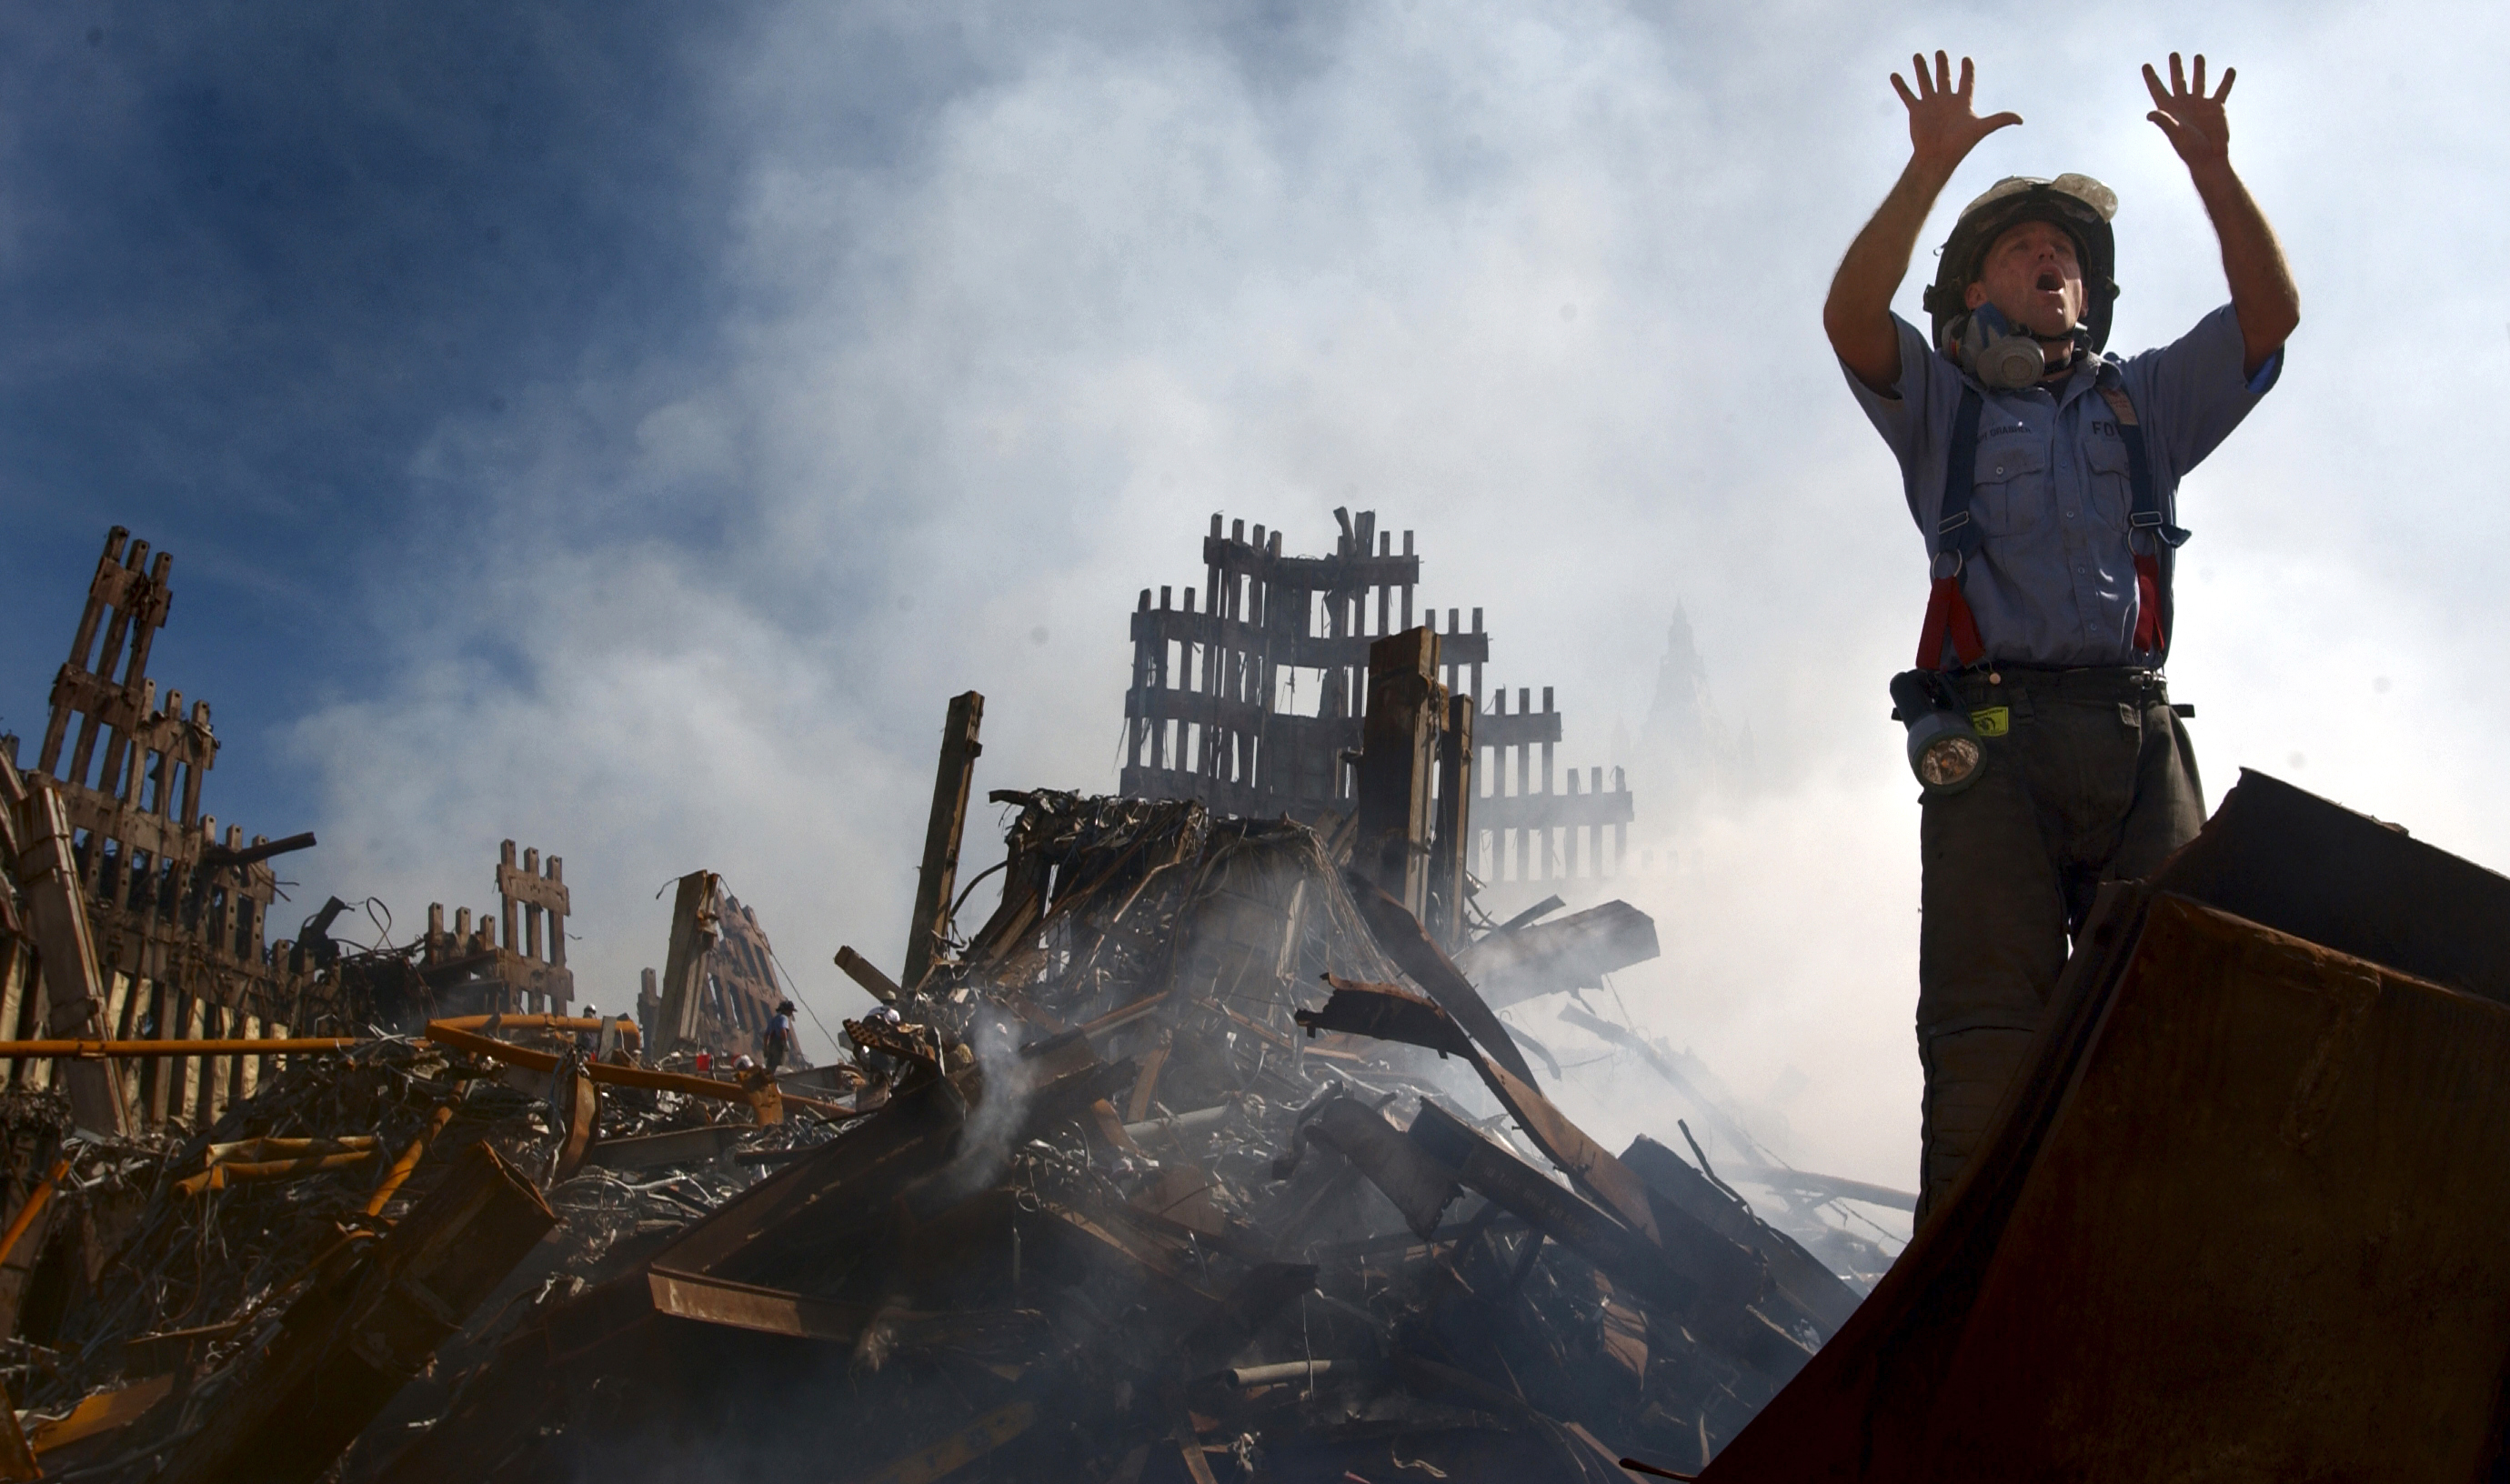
[1121,510,1634,894]
[416,841,574,1017]
[2,527,324,1130]
[903,691,984,993]
[646,874,790,1062]
[651,872,719,1059]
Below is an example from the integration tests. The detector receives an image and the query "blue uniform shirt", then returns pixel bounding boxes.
[1844,304,2279,667]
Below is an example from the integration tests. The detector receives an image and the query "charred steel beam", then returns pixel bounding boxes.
[1294,973,1661,1247]
[1340,869,1538,1087]
[1461,898,1662,1010]
[834,944,904,1004]
[1408,1099,1694,1311]
[1352,629,1442,919]
[1428,690,1474,948]
[1297,1093,1460,1239]
[1297,974,1473,1060]
[904,690,984,992]
[197,830,316,870]
[1621,1137,1864,1337]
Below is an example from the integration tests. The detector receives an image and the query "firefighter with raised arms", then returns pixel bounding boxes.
[1822,52,2299,1216]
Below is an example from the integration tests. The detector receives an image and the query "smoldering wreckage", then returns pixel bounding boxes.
[2,524,2509,1483]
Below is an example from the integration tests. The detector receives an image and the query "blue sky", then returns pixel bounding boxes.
[6,1,2505,1194]
[0,3,745,788]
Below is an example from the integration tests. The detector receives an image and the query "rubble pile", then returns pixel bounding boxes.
[0,1027,849,1480]
[2,526,1882,1480]
[348,791,1852,1484]
[16,520,2504,1478]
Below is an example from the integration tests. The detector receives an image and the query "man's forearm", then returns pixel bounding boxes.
[2187,158,2298,375]
[1825,155,1959,391]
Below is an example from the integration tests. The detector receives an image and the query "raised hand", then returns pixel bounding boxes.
[2144,52,2234,166]
[1893,52,2022,173]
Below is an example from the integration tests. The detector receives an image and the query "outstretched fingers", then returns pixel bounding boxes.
[2142,61,2173,110]
[1909,54,1934,99]
[2213,65,2236,103]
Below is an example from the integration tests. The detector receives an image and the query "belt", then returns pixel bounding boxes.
[1948,665,2169,704]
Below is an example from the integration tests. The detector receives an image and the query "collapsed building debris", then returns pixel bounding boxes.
[342,774,1831,1484]
[4,522,1838,1482]
[20,516,2495,1479]
[0,1010,850,1480]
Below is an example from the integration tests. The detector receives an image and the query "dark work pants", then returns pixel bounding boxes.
[1914,667,2205,1219]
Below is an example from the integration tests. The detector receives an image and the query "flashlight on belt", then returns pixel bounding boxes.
[1890,669,1986,797]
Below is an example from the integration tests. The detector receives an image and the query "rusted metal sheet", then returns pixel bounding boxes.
[2157,767,2510,1007]
[645,1073,969,1285]
[1479,1056,1664,1248]
[647,1268,1045,1355]
[1709,796,2510,1483]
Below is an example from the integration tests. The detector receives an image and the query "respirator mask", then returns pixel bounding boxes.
[1948,303,2067,392]
[1890,669,1986,797]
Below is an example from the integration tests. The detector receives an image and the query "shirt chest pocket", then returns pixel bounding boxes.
[2083,436,2136,530]
[1968,436,2051,538]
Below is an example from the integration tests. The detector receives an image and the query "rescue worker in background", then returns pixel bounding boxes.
[764,999,796,1073]
[1822,53,2298,1217]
